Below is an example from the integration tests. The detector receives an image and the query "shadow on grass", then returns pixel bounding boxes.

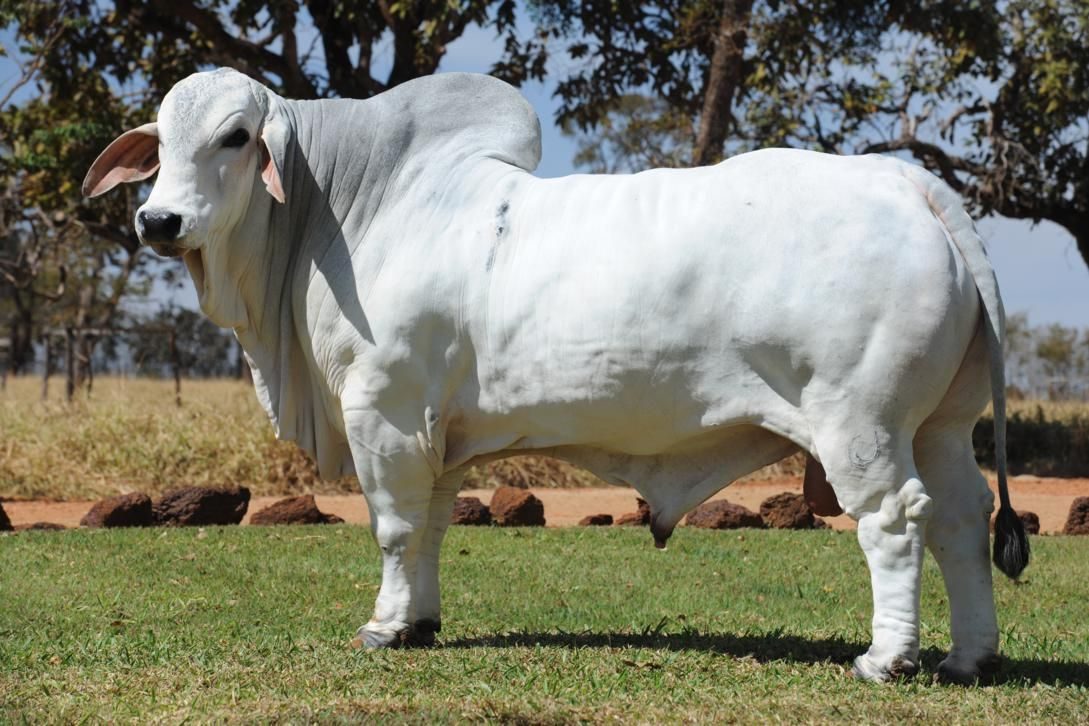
[443,630,1089,687]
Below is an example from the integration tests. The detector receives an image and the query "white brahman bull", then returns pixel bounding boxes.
[84,68,1028,684]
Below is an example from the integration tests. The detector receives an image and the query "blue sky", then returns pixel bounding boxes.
[3,21,1087,328]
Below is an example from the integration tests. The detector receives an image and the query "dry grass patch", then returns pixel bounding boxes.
[0,376,331,500]
[976,399,1089,477]
[2,376,1083,501]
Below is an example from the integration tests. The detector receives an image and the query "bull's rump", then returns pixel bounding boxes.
[461,148,979,456]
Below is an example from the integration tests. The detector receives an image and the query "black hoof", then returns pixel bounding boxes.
[407,619,441,647]
[935,654,1001,686]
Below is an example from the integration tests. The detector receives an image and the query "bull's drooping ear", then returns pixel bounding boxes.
[82,122,160,198]
[258,115,287,204]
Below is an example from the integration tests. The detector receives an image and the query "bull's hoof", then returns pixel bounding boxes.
[353,622,411,650]
[407,619,441,648]
[852,653,919,683]
[935,653,1001,686]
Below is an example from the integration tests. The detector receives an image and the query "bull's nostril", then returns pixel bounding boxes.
[138,211,182,243]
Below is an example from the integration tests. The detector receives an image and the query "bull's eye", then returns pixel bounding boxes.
[222,128,250,149]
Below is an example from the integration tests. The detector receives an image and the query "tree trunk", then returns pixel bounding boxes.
[1,313,14,390]
[71,275,95,398]
[692,0,754,167]
[6,316,17,383]
[10,291,36,374]
[83,334,95,395]
[170,328,182,407]
[65,327,75,403]
[41,333,51,401]
[1070,218,1089,274]
[75,332,95,396]
[5,316,17,386]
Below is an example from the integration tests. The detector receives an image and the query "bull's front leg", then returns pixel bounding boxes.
[343,404,439,649]
[411,471,463,646]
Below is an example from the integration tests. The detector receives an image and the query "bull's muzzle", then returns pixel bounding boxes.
[137,209,183,248]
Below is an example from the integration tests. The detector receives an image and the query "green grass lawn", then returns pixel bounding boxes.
[2,526,1087,723]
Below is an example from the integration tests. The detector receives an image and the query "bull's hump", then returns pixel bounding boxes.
[376,73,542,173]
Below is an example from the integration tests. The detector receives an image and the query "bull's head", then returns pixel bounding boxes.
[83,68,286,326]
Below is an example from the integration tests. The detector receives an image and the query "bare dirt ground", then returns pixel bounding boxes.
[5,475,1086,533]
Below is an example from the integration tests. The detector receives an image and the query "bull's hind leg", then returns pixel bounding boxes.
[915,429,999,683]
[852,474,932,682]
[814,427,932,682]
[914,326,1001,683]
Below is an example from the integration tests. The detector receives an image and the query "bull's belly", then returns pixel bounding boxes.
[443,366,810,472]
[450,417,800,529]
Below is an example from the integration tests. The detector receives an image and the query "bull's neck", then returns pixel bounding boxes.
[233,97,396,347]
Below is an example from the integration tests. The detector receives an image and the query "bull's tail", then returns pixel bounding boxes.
[900,161,1029,579]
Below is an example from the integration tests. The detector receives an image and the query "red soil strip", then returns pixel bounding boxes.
[5,475,1087,534]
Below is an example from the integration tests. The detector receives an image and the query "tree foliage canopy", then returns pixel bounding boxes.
[519,0,1089,267]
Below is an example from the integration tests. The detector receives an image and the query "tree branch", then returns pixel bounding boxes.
[306,0,384,97]
[78,221,141,256]
[157,0,318,98]
[862,138,983,193]
[275,7,310,98]
[0,3,71,108]
[94,248,141,329]
[939,102,986,140]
